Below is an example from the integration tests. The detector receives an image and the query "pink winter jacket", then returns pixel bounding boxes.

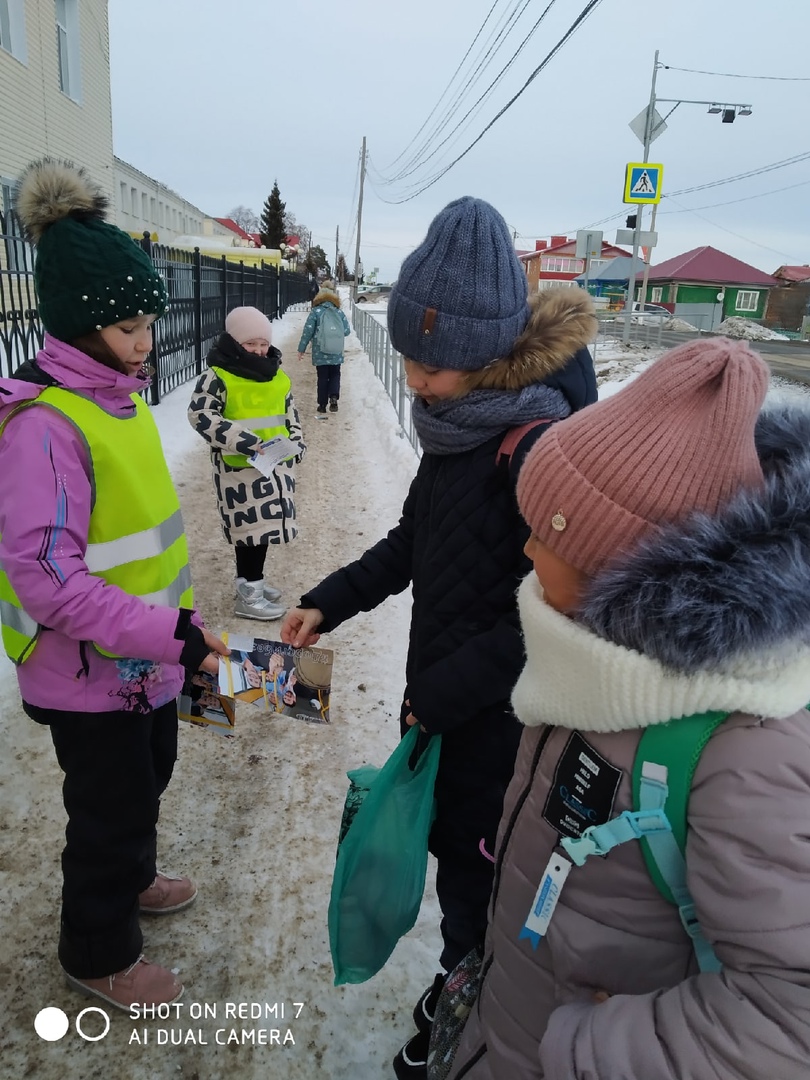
[0,337,192,714]
[448,402,810,1080]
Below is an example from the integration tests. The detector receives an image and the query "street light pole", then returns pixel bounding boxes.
[622,49,659,344]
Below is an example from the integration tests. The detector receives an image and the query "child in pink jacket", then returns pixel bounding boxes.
[0,160,227,1011]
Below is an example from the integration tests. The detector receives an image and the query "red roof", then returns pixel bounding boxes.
[214,217,255,242]
[772,265,810,282]
[644,246,775,286]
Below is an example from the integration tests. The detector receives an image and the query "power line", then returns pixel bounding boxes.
[383,0,540,184]
[659,176,810,214]
[664,196,805,263]
[661,63,810,82]
[382,0,556,186]
[664,150,810,198]
[383,0,503,171]
[371,0,605,204]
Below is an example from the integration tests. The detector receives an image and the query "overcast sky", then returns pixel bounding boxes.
[108,0,810,281]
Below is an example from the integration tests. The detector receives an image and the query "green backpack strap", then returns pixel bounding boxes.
[632,710,728,905]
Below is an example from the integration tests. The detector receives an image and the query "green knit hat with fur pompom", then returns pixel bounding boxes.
[15,158,168,342]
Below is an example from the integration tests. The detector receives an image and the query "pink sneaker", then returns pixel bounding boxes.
[65,955,183,1012]
[139,871,197,914]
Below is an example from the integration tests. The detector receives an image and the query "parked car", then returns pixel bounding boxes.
[356,285,393,303]
[630,302,672,325]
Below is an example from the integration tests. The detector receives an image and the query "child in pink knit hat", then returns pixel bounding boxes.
[444,337,810,1080]
[188,306,305,621]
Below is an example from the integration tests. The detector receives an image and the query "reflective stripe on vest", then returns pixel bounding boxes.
[212,365,292,468]
[0,387,193,665]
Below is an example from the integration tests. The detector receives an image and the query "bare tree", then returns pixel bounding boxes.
[227,205,259,233]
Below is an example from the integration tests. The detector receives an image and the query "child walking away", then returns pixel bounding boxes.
[447,338,810,1080]
[296,279,350,416]
[188,306,305,620]
[280,197,597,1079]
[0,159,229,1011]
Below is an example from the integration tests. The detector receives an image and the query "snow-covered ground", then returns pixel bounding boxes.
[1,304,806,1079]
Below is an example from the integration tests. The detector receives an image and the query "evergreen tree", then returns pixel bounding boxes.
[259,181,286,249]
[335,253,349,282]
[305,245,331,278]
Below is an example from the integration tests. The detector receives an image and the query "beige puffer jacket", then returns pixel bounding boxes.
[448,403,810,1080]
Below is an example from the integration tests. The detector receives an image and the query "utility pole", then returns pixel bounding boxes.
[353,136,366,299]
[335,225,339,282]
[622,50,659,345]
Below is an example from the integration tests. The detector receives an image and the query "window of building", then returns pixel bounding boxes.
[130,187,137,215]
[141,192,148,220]
[55,0,81,101]
[0,0,26,62]
[736,290,759,312]
[540,256,583,274]
[651,287,663,302]
[150,197,156,224]
[120,182,128,214]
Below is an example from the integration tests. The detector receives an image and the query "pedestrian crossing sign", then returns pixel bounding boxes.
[623,162,663,204]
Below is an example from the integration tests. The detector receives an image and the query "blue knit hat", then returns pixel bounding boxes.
[387,196,530,371]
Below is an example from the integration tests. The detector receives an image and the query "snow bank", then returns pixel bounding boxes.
[715,317,788,341]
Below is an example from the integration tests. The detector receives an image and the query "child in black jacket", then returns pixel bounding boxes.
[280,197,597,1079]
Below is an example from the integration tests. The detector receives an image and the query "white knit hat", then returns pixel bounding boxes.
[225,306,272,345]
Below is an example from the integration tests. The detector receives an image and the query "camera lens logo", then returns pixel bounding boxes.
[35,1006,111,1042]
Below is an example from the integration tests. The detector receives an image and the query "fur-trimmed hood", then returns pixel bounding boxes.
[580,401,810,675]
[312,289,341,309]
[464,287,597,393]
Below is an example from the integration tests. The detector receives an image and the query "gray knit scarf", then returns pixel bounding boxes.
[411,382,570,455]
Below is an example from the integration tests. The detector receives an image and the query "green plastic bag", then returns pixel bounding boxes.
[328,726,441,985]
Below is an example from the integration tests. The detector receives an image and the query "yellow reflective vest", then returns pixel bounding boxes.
[0,387,193,664]
[211,366,292,468]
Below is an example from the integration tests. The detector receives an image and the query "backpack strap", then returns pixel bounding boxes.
[561,710,728,974]
[633,710,728,973]
[495,419,554,467]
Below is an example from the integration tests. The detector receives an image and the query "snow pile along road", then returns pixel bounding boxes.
[715,317,789,341]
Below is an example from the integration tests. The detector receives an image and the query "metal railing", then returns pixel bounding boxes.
[350,301,420,456]
[0,211,310,402]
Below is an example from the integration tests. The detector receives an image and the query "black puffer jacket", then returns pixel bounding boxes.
[303,288,597,786]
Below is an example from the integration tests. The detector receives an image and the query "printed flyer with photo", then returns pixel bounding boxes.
[218,633,334,724]
[177,671,237,738]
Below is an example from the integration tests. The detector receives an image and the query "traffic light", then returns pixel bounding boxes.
[625,214,637,229]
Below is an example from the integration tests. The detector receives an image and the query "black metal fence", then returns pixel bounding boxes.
[0,213,310,403]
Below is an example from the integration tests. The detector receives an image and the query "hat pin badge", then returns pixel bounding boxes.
[551,510,567,532]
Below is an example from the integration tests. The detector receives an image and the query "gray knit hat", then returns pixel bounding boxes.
[387,196,530,371]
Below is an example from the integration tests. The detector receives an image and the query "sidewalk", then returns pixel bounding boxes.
[0,306,441,1079]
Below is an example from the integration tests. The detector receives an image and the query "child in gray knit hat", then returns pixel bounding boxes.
[281,196,598,1079]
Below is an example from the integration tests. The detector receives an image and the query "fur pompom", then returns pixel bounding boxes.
[15,158,108,242]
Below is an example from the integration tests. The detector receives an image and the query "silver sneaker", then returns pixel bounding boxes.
[235,578,286,621]
[232,576,282,604]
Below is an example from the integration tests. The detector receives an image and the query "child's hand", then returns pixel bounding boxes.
[297,352,305,361]
[593,990,611,1004]
[281,607,324,647]
[199,628,230,674]
[404,698,427,733]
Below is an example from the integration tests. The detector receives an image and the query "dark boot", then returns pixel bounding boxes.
[393,1028,429,1080]
[329,396,339,412]
[413,972,445,1034]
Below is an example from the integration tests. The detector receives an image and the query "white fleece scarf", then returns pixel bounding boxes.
[512,574,810,732]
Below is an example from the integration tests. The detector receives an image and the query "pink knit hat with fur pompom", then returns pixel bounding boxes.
[517,337,769,577]
[225,306,272,345]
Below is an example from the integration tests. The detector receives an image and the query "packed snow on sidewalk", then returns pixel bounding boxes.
[1,305,805,1079]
